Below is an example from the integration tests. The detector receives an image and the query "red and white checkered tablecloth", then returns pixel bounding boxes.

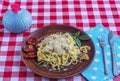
[0,0,120,81]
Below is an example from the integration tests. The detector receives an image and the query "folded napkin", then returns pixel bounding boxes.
[81,24,120,81]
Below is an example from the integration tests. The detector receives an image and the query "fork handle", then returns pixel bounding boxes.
[102,47,109,75]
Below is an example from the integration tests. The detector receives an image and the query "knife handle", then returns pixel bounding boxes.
[102,47,109,75]
[111,47,119,76]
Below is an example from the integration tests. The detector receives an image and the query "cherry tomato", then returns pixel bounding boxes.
[23,52,37,59]
[27,36,39,45]
[22,45,35,53]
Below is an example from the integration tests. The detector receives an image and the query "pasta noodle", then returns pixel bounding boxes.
[36,32,91,70]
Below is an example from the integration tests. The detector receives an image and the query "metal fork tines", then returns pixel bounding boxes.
[98,35,109,75]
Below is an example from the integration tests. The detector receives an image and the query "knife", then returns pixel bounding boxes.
[108,31,119,76]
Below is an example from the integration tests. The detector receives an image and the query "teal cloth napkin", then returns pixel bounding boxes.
[81,24,120,81]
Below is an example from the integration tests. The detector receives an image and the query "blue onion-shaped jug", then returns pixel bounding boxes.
[2,3,32,33]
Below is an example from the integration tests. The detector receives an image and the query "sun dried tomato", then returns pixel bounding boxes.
[23,52,37,59]
[27,36,39,45]
[22,45,35,53]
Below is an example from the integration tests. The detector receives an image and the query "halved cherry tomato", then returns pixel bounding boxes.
[22,45,35,53]
[27,36,39,45]
[23,52,37,59]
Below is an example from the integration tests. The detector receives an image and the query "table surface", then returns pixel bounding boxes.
[0,0,120,81]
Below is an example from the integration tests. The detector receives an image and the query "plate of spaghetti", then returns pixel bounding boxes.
[21,24,95,78]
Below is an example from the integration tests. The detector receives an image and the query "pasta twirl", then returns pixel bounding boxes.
[36,32,91,70]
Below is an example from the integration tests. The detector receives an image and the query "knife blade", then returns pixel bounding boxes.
[108,31,119,76]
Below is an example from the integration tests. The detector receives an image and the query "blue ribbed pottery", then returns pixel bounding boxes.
[2,3,32,33]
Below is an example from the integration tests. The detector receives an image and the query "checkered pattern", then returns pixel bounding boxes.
[0,0,120,81]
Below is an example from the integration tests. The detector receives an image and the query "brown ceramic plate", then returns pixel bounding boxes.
[21,24,95,78]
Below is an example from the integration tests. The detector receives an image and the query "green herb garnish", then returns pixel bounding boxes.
[75,38,81,48]
[69,31,90,48]
[79,35,90,40]
[74,32,80,38]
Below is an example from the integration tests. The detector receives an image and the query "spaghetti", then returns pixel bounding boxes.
[37,32,91,70]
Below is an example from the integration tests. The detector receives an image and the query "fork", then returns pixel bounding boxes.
[98,35,109,75]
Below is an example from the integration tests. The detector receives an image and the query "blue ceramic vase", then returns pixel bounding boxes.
[2,3,32,33]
